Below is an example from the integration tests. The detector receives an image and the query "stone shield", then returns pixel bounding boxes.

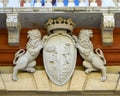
[43,32,77,85]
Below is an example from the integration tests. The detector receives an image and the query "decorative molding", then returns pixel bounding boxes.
[101,13,115,46]
[6,14,21,46]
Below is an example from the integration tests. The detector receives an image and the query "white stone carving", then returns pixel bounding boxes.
[24,0,31,7]
[73,29,107,82]
[34,0,42,7]
[7,0,20,7]
[62,43,71,64]
[6,14,21,46]
[46,46,58,64]
[90,0,97,7]
[101,13,115,46]
[12,29,43,81]
[43,17,76,85]
[45,0,52,7]
[45,17,76,34]
[103,15,115,28]
[6,14,18,28]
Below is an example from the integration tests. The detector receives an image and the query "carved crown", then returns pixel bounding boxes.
[44,17,76,33]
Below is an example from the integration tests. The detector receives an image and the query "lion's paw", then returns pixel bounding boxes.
[85,69,91,74]
[30,68,36,73]
[12,76,18,81]
[100,76,107,82]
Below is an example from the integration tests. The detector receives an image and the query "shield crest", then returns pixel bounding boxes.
[43,32,77,85]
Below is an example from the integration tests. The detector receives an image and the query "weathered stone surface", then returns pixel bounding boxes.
[107,74,119,82]
[101,13,115,46]
[2,73,37,91]
[0,70,119,96]
[87,73,119,82]
[85,79,117,90]
[0,75,5,91]
[74,29,107,82]
[33,70,50,91]
[50,92,68,96]
[84,73,119,94]
[69,70,87,92]
[43,28,77,86]
[6,14,20,46]
[12,29,43,81]
[50,81,70,92]
[116,77,120,94]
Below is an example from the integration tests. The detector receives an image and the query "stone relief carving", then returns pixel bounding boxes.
[43,32,77,85]
[46,46,58,64]
[62,43,71,64]
[43,17,77,85]
[12,29,43,81]
[73,29,107,82]
[11,16,108,85]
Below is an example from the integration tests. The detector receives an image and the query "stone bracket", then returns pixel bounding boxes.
[6,13,21,46]
[101,13,115,46]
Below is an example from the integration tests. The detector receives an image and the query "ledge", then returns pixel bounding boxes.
[0,7,120,29]
[0,69,119,96]
[0,7,120,13]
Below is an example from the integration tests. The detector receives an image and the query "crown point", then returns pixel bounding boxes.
[44,17,76,34]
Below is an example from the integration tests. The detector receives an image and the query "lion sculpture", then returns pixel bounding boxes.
[12,29,43,81]
[73,29,107,82]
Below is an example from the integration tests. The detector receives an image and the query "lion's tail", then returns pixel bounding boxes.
[13,49,25,65]
[95,48,106,65]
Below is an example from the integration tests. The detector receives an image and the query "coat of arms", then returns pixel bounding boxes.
[43,17,77,85]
